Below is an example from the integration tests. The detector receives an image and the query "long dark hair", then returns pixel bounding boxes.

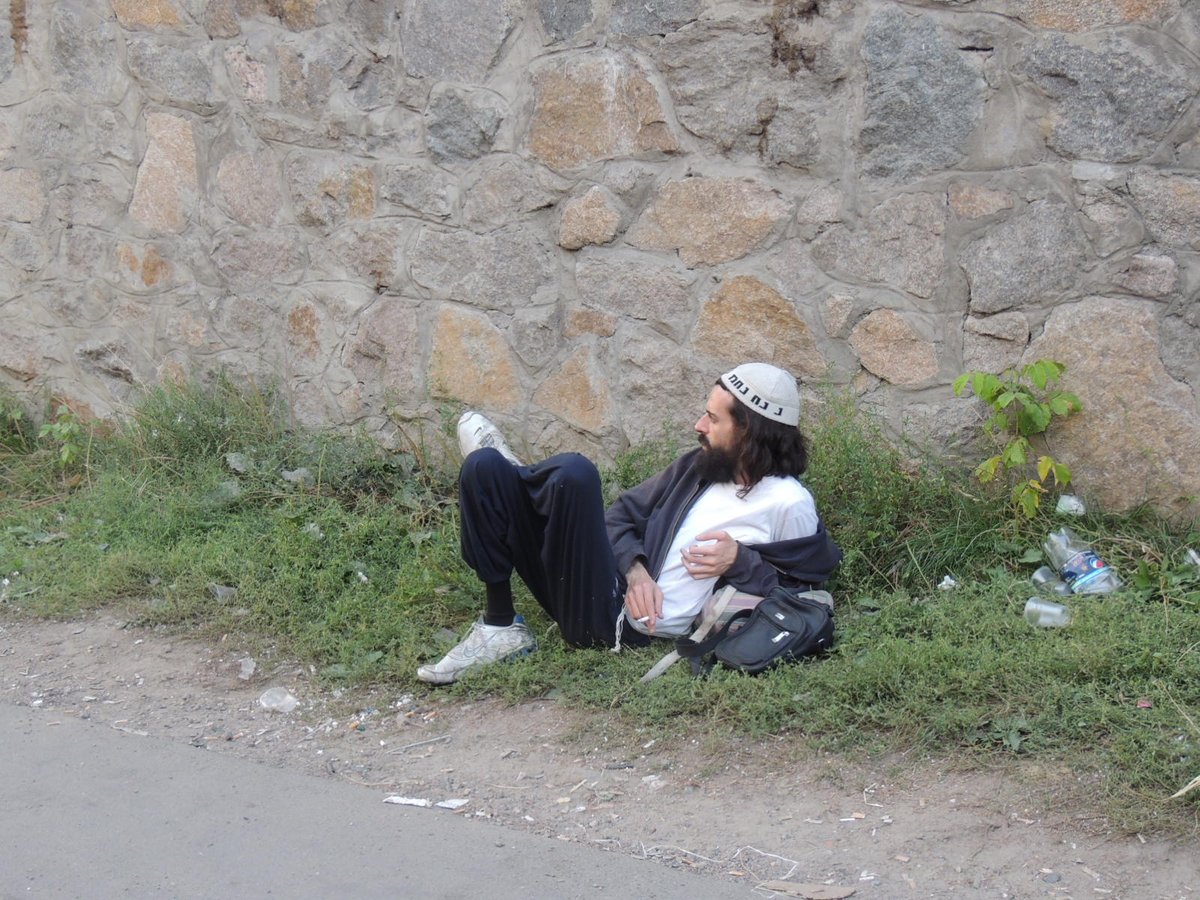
[717,381,809,496]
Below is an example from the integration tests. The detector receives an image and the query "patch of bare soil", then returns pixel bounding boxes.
[2,613,1195,899]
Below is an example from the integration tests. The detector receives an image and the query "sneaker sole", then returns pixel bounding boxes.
[416,643,535,685]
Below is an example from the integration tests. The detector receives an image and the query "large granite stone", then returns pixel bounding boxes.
[960,202,1091,314]
[626,176,790,267]
[849,308,939,386]
[693,275,826,380]
[345,0,402,55]
[428,305,521,409]
[1112,251,1178,298]
[527,51,679,171]
[315,222,409,290]
[962,311,1029,375]
[343,297,422,400]
[401,0,515,82]
[211,229,307,289]
[115,242,176,292]
[223,45,268,102]
[533,348,611,433]
[424,85,506,165]
[284,154,375,227]
[380,163,456,220]
[1160,311,1200,389]
[564,305,617,339]
[538,0,593,42]
[0,223,51,275]
[1030,297,1200,517]
[1022,36,1195,163]
[559,186,621,250]
[0,322,42,382]
[655,20,821,168]
[50,3,122,102]
[112,0,184,28]
[203,0,241,38]
[50,171,126,229]
[276,43,339,118]
[810,193,945,300]
[126,36,216,112]
[1014,0,1180,32]
[207,293,273,351]
[949,182,1014,220]
[0,3,14,83]
[0,168,46,222]
[1077,187,1143,259]
[1127,170,1200,250]
[129,113,198,234]
[614,326,704,442]
[461,157,567,231]
[762,236,830,302]
[511,303,560,368]
[860,8,985,180]
[268,0,322,31]
[283,296,340,377]
[575,254,696,342]
[216,150,284,227]
[610,0,700,36]
[410,226,555,313]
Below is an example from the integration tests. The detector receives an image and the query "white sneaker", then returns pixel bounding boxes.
[416,616,536,685]
[457,411,522,465]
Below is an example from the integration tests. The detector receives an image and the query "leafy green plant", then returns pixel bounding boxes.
[953,360,1082,518]
[38,405,84,469]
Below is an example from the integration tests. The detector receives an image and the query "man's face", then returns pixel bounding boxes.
[695,386,741,454]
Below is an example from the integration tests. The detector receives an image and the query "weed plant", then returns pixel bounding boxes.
[0,378,1197,835]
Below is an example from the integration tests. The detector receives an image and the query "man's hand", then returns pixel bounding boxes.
[624,560,663,634]
[681,530,737,580]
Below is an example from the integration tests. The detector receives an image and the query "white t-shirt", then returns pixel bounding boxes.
[628,476,819,637]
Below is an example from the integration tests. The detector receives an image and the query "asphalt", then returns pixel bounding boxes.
[0,701,750,899]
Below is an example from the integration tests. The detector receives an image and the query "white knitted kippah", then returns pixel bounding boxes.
[719,362,800,426]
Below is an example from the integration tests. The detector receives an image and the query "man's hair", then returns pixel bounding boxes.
[717,380,809,495]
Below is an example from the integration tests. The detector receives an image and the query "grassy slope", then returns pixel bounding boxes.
[1,381,1197,836]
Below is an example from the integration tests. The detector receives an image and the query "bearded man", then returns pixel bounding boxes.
[417,362,842,685]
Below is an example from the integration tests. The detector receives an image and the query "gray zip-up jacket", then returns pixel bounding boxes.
[604,448,843,599]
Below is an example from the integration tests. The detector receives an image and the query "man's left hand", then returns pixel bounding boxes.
[681,530,737,579]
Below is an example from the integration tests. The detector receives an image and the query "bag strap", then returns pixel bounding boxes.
[638,585,737,684]
[673,608,753,677]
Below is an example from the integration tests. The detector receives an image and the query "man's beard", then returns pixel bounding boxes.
[694,436,740,483]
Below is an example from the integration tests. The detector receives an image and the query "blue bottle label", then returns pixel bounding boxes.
[1059,549,1108,588]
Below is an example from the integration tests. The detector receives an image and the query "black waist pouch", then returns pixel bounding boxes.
[675,587,834,676]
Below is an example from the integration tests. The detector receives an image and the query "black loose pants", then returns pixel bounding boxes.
[457,449,648,648]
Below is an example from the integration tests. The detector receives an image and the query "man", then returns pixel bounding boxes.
[416,362,842,685]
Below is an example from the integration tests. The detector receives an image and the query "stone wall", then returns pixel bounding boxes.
[1,0,1198,516]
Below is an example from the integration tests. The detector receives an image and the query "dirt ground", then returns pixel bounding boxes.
[2,612,1196,899]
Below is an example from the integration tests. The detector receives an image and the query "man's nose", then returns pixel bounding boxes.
[694,415,707,433]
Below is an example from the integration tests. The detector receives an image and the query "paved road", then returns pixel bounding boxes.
[1,702,749,899]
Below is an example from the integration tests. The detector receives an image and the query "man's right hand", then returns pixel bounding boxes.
[624,560,663,634]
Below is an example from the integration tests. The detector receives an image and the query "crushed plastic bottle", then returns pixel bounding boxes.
[1043,527,1122,594]
[1030,565,1073,597]
[258,686,299,713]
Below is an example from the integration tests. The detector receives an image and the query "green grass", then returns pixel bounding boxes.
[1,378,1197,836]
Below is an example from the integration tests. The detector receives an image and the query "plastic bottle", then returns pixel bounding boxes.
[258,686,299,713]
[1030,565,1073,597]
[1042,527,1122,594]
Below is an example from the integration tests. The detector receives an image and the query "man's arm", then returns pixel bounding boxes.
[622,558,664,634]
[721,523,843,596]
